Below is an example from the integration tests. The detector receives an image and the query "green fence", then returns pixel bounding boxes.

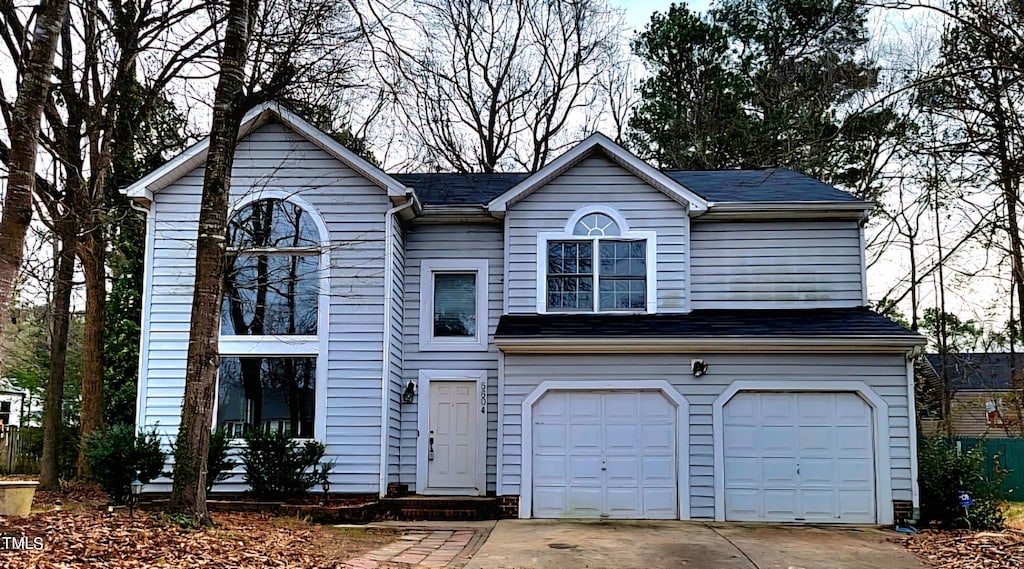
[955,437,1024,498]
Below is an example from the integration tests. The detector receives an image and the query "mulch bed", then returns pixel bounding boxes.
[0,510,395,568]
[901,529,1024,568]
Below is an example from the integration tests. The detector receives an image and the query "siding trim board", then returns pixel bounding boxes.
[135,204,156,433]
[711,380,894,525]
[518,379,691,520]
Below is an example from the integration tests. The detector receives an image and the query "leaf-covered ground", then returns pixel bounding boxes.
[901,529,1024,568]
[0,510,397,568]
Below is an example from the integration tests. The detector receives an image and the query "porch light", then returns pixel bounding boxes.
[130,477,143,517]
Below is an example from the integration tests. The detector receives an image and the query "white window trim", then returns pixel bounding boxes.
[214,190,330,443]
[536,205,657,314]
[419,259,489,352]
[416,369,488,496]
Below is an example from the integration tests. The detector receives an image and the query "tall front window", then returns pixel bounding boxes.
[219,197,322,438]
[546,212,648,312]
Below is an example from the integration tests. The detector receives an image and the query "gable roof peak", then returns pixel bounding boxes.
[121,101,409,204]
[486,133,709,215]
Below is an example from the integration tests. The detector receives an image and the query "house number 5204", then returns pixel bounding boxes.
[480,383,487,414]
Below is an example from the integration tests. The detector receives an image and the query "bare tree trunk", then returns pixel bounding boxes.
[0,0,70,366]
[169,0,255,526]
[39,224,78,490]
[77,230,105,477]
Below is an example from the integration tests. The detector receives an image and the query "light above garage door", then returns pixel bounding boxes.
[723,392,876,523]
[532,390,677,519]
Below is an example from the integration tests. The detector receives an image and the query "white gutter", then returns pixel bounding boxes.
[379,193,416,497]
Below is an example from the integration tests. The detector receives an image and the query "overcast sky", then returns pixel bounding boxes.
[610,0,713,33]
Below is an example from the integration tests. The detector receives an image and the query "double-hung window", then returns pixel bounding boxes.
[541,209,656,313]
[217,197,324,439]
[420,259,489,351]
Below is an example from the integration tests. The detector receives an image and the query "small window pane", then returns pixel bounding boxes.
[599,279,646,309]
[434,273,476,337]
[222,254,319,335]
[217,357,316,438]
[599,240,646,276]
[547,276,593,310]
[548,241,593,275]
[573,213,621,236]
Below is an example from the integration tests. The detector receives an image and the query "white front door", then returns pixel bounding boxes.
[532,390,677,519]
[723,392,876,523]
[427,381,478,490]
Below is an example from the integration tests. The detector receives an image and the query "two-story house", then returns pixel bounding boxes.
[124,103,925,524]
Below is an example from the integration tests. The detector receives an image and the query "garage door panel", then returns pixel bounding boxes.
[798,394,834,425]
[724,457,759,486]
[764,489,799,518]
[641,456,675,483]
[569,424,600,448]
[762,427,798,455]
[763,458,799,486]
[761,394,797,425]
[532,390,678,519]
[800,459,837,486]
[724,426,759,456]
[534,424,566,452]
[605,424,639,452]
[837,460,873,486]
[534,456,566,485]
[724,392,876,523]
[801,490,837,517]
[570,394,601,420]
[725,489,761,518]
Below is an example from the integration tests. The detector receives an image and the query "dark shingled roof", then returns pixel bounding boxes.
[495,308,920,339]
[391,168,859,206]
[925,353,1024,391]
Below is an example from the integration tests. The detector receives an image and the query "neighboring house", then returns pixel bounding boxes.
[0,378,37,428]
[921,353,1024,437]
[124,103,925,524]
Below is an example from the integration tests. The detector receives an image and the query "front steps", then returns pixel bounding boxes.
[380,496,502,521]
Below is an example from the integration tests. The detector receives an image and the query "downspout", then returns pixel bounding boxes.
[380,193,416,497]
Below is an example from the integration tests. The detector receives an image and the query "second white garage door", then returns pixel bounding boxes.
[532,390,677,519]
[723,392,876,523]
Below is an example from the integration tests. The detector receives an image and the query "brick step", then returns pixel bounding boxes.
[380,497,501,521]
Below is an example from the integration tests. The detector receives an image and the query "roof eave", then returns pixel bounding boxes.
[495,335,926,353]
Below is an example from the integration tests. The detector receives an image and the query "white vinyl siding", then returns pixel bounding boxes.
[139,121,390,493]
[690,220,864,309]
[499,352,912,521]
[401,223,503,493]
[505,154,689,314]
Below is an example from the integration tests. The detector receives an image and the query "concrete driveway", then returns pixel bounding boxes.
[463,520,925,569]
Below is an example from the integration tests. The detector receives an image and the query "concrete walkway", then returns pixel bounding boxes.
[462,520,926,569]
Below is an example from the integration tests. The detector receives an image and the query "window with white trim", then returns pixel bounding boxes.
[420,259,489,351]
[218,197,324,438]
[539,207,657,313]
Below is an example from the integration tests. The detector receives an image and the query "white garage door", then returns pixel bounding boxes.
[723,392,876,523]
[532,390,677,519]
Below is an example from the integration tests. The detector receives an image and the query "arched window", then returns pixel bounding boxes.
[217,197,324,439]
[540,206,656,313]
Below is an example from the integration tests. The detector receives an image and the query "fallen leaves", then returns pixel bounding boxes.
[901,529,1024,568]
[0,510,395,568]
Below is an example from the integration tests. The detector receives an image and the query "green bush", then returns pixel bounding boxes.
[206,427,236,492]
[84,424,165,504]
[240,429,333,501]
[918,436,1007,529]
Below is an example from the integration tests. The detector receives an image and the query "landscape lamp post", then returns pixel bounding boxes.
[130,477,143,517]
